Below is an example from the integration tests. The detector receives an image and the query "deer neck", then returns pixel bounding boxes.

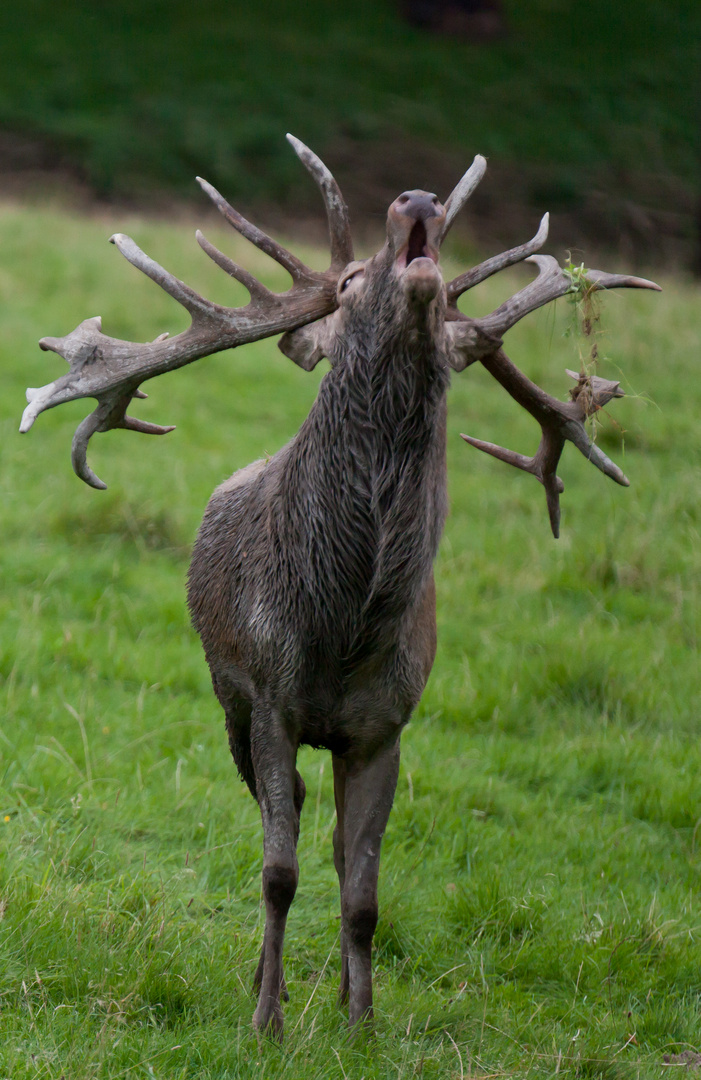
[301,329,448,505]
[280,330,450,643]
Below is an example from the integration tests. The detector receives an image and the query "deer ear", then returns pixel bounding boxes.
[445,319,503,372]
[278,312,340,371]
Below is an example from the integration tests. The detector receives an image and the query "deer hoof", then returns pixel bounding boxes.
[253,1000,284,1042]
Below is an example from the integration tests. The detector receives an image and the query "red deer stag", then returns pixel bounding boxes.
[21,136,659,1036]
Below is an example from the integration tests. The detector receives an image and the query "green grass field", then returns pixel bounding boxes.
[0,198,699,1078]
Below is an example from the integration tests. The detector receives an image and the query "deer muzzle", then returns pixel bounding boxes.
[389,191,445,267]
[387,190,446,304]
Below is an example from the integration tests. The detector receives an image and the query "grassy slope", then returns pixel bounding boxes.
[0,202,700,1078]
[0,0,697,215]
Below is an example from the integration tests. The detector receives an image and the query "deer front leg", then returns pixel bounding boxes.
[332,753,349,1004]
[340,738,400,1027]
[252,768,306,1005]
[250,710,301,1040]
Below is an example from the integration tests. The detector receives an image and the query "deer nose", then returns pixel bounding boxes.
[394,191,444,221]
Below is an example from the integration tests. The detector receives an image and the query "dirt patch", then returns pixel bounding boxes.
[664,1051,701,1070]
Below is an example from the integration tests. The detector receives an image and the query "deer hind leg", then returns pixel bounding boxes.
[340,738,400,1027]
[249,706,301,1039]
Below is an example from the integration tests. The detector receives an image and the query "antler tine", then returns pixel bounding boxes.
[461,430,566,537]
[195,229,277,304]
[110,233,215,318]
[441,154,487,241]
[581,268,663,291]
[71,393,176,490]
[286,134,354,271]
[196,176,314,283]
[447,214,550,304]
[72,406,111,489]
[21,316,107,434]
[460,433,539,474]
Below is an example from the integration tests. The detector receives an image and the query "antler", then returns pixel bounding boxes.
[20,135,353,489]
[461,357,630,538]
[448,238,661,537]
[440,154,487,241]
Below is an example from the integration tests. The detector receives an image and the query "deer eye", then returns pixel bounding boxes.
[339,268,364,294]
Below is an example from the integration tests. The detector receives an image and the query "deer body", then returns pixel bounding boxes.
[188,228,451,1030]
[189,271,449,752]
[23,136,659,1038]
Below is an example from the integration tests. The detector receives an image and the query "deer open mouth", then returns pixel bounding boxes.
[397,221,438,271]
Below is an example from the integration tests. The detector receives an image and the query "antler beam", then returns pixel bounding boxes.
[20,137,352,489]
[474,254,660,339]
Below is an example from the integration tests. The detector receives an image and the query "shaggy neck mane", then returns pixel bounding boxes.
[279,304,450,661]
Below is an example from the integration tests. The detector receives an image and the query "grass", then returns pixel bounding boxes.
[0,197,700,1078]
[0,0,697,245]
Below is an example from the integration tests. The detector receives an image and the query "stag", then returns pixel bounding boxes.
[21,136,659,1036]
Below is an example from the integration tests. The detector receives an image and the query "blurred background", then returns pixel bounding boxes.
[0,0,697,270]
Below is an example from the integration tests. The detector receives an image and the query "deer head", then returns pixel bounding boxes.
[278,185,454,376]
[20,135,660,535]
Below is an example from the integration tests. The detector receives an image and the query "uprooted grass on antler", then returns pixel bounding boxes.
[563,257,625,448]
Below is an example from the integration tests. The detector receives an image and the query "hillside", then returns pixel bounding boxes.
[0,0,698,265]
